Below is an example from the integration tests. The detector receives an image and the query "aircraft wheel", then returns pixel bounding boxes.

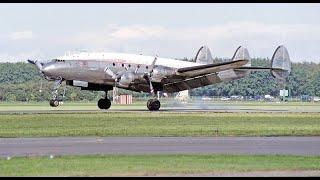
[147,99,161,111]
[98,98,111,110]
[49,99,59,107]
[147,99,153,109]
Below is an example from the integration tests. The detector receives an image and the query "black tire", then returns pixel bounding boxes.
[98,98,111,110]
[151,100,161,111]
[147,99,153,110]
[147,99,160,111]
[49,99,59,107]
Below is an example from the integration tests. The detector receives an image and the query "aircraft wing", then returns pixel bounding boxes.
[163,72,223,93]
[176,59,248,78]
[159,59,248,93]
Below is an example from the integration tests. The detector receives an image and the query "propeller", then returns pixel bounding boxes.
[104,67,118,80]
[27,59,43,72]
[28,59,55,82]
[104,55,158,94]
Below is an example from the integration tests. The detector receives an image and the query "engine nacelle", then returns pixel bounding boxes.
[151,66,176,82]
[118,72,136,87]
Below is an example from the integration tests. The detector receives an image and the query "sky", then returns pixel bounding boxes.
[0,3,320,63]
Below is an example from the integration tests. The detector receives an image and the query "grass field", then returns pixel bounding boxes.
[0,112,319,137]
[1,154,319,176]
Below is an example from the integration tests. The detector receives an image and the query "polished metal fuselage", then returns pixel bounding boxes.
[41,52,248,93]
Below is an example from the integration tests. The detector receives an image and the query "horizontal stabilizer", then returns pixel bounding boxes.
[177,59,248,77]
[236,67,287,71]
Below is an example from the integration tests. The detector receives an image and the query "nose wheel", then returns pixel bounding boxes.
[147,99,161,111]
[98,98,111,110]
[49,99,60,107]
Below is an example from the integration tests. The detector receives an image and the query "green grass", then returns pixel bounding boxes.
[0,154,319,176]
[0,112,319,137]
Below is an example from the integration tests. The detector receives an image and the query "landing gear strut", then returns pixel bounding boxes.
[50,77,62,107]
[98,91,111,110]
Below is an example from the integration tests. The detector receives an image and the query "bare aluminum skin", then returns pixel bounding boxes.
[38,45,290,93]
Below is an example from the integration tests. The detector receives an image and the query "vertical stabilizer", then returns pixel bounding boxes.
[271,45,291,80]
[194,45,213,64]
[231,46,251,67]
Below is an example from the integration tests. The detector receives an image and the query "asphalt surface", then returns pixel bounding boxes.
[1,137,319,157]
[1,106,319,114]
[0,109,290,114]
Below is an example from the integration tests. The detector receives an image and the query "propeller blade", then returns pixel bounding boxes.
[27,59,43,71]
[149,55,158,74]
[142,55,158,94]
[104,67,117,79]
[27,59,36,64]
[104,66,121,88]
[134,65,140,74]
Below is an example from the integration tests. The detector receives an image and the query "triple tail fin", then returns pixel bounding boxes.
[194,45,213,64]
[236,45,291,80]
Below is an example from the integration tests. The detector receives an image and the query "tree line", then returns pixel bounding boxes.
[0,58,319,102]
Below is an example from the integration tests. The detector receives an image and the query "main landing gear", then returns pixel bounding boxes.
[98,91,111,110]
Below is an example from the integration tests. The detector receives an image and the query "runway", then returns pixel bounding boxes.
[0,109,291,115]
[1,137,319,157]
[1,101,320,114]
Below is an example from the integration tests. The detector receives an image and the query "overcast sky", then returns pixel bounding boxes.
[0,3,320,63]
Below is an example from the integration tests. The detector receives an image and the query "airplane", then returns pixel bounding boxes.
[27,45,291,111]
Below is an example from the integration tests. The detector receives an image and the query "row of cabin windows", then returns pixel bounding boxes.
[52,59,149,69]
[112,62,148,69]
[53,59,65,62]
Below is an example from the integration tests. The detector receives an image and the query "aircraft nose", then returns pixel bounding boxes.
[41,64,56,76]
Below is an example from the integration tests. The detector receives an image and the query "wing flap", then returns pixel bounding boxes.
[177,59,248,78]
[163,73,222,93]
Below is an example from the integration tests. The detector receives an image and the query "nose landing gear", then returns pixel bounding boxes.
[49,99,60,107]
[49,77,63,107]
